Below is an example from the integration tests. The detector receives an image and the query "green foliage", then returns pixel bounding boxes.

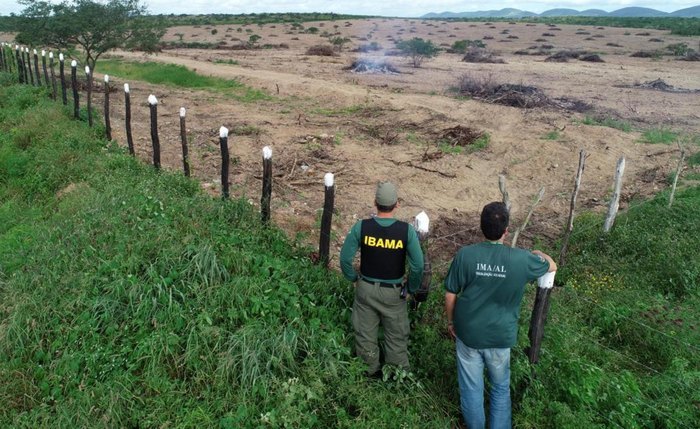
[639,128,679,144]
[248,34,262,46]
[330,36,351,52]
[666,42,691,56]
[306,26,319,34]
[396,37,440,67]
[687,150,700,167]
[16,0,165,72]
[210,28,218,35]
[437,133,489,154]
[581,116,632,132]
[517,16,700,36]
[451,39,485,53]
[543,130,561,140]
[97,59,270,102]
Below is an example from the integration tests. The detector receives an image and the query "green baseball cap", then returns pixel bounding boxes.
[375,181,398,206]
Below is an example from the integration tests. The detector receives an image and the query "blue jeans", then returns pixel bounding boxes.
[456,338,512,429]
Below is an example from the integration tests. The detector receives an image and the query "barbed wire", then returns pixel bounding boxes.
[539,347,694,429]
[545,319,697,397]
[558,287,700,354]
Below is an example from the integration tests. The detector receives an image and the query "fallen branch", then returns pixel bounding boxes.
[390,159,456,178]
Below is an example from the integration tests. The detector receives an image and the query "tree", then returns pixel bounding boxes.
[396,37,440,68]
[17,0,165,72]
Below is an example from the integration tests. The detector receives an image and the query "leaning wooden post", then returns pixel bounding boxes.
[41,50,49,89]
[33,49,41,86]
[59,53,67,105]
[261,146,272,223]
[498,174,511,213]
[412,211,432,311]
[148,94,161,170]
[49,52,57,101]
[511,187,545,249]
[219,126,230,199]
[318,172,335,268]
[179,107,190,176]
[103,75,111,140]
[558,149,586,267]
[124,84,134,155]
[70,60,79,119]
[668,142,685,209]
[526,270,556,364]
[0,43,5,72]
[603,156,626,233]
[25,48,33,86]
[85,66,93,127]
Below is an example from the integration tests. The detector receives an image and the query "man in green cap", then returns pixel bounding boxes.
[340,181,424,377]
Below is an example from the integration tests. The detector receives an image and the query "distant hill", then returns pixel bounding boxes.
[608,7,668,17]
[669,5,700,16]
[421,5,700,18]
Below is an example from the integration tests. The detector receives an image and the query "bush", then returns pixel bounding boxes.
[449,39,485,53]
[462,47,505,64]
[395,37,440,67]
[305,45,336,56]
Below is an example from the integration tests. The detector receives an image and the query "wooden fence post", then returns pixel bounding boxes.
[124,84,134,155]
[41,50,49,89]
[0,43,5,72]
[24,48,31,85]
[526,280,554,364]
[85,66,93,127]
[318,172,335,268]
[412,211,432,310]
[179,107,190,176]
[668,143,685,209]
[26,48,33,86]
[148,94,160,170]
[498,174,511,213]
[558,149,586,267]
[261,146,272,223]
[70,60,79,119]
[104,75,111,140]
[59,53,67,105]
[219,126,230,199]
[603,156,626,233]
[16,46,23,84]
[511,186,545,249]
[33,49,41,86]
[49,52,57,101]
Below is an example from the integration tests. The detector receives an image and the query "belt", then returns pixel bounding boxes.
[360,276,398,288]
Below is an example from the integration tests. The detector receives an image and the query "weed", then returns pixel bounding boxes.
[638,128,679,145]
[581,116,632,132]
[543,130,561,140]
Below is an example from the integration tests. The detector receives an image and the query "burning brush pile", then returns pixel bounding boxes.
[345,59,400,74]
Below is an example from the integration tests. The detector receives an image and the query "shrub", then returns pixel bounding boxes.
[462,47,505,64]
[396,37,440,67]
[305,45,336,56]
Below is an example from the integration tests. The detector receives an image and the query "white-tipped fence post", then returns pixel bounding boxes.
[148,94,160,170]
[59,53,67,105]
[412,211,432,310]
[104,75,111,140]
[318,172,335,268]
[49,52,57,100]
[559,149,586,267]
[261,146,273,223]
[15,46,23,84]
[33,48,41,86]
[527,270,556,364]
[70,60,79,119]
[219,127,230,199]
[85,66,93,127]
[603,156,626,233]
[179,107,190,176]
[124,84,134,155]
[24,48,31,85]
[41,50,49,89]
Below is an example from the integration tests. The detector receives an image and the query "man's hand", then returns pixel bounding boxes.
[448,322,456,340]
[532,250,557,272]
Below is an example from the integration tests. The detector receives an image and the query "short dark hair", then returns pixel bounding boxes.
[376,201,397,213]
[481,202,509,240]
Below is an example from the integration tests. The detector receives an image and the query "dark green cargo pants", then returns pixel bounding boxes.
[351,278,410,374]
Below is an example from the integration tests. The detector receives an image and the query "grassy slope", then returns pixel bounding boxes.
[0,81,450,427]
[1,74,699,428]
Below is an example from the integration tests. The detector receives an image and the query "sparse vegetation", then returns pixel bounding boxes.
[305,44,336,56]
[396,37,440,68]
[581,116,632,132]
[639,128,679,145]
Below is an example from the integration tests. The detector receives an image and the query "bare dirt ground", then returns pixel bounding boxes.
[6,19,699,266]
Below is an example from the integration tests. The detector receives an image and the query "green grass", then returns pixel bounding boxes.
[687,151,700,167]
[97,59,270,102]
[581,116,632,132]
[213,58,240,65]
[437,133,490,155]
[2,75,699,428]
[543,130,561,141]
[638,128,679,145]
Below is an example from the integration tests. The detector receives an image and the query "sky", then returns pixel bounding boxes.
[0,0,698,17]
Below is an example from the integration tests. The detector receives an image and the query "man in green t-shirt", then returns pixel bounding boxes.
[340,181,424,377]
[444,202,556,429]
